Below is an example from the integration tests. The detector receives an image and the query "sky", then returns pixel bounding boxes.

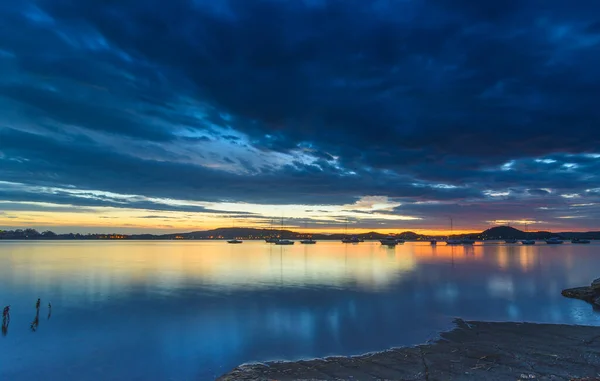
[1,0,600,234]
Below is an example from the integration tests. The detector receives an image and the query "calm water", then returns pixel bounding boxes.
[1,241,599,380]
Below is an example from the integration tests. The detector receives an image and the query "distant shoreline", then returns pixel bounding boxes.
[3,226,600,241]
[217,319,600,380]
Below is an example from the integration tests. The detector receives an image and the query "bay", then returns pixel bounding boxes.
[0,241,599,380]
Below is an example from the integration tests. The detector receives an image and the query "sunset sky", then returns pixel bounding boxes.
[1,0,599,234]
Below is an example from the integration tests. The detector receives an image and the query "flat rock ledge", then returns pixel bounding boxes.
[562,278,600,308]
[217,320,600,381]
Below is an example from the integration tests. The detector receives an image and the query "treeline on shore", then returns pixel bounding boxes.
[1,226,599,241]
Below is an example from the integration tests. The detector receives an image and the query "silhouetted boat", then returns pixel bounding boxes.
[571,238,591,244]
[520,222,535,245]
[461,238,476,245]
[430,240,437,245]
[341,218,361,243]
[272,217,295,245]
[227,239,242,244]
[545,237,564,244]
[504,239,517,244]
[300,220,316,244]
[445,217,464,245]
[379,236,398,246]
[265,238,279,243]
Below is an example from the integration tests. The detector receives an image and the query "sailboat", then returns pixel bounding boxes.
[227,219,243,244]
[521,222,535,245]
[446,218,462,245]
[545,237,564,245]
[275,239,294,245]
[300,220,316,244]
[341,218,361,243]
[274,217,294,245]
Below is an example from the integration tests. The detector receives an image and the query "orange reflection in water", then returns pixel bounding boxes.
[410,243,484,263]
[2,240,589,307]
[0,241,417,299]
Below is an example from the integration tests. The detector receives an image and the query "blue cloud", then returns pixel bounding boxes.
[1,0,599,228]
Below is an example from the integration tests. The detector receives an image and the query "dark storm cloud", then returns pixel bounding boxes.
[0,127,480,206]
[35,0,600,165]
[0,84,174,141]
[1,0,600,227]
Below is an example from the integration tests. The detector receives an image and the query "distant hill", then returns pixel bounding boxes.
[480,226,530,239]
[397,231,421,240]
[165,228,413,240]
[478,226,559,240]
[478,226,600,240]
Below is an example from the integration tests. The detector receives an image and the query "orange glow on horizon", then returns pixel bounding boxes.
[0,207,590,235]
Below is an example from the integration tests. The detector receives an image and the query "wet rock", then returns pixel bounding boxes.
[563,278,600,310]
[218,320,600,381]
[562,286,597,303]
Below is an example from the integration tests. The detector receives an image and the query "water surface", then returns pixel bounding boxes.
[0,241,599,380]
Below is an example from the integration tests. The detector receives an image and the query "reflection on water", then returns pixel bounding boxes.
[0,241,599,380]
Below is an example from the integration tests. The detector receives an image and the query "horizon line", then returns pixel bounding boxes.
[2,225,600,237]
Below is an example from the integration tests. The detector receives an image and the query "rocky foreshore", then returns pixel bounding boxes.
[218,319,600,381]
[562,278,600,309]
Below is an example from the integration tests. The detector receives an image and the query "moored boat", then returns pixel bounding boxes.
[446,217,462,245]
[504,239,517,244]
[275,239,294,245]
[299,219,316,244]
[342,236,361,243]
[571,238,591,244]
[521,240,536,245]
[545,237,564,245]
[430,240,437,245]
[380,236,398,246]
[461,238,476,245]
[227,239,242,244]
